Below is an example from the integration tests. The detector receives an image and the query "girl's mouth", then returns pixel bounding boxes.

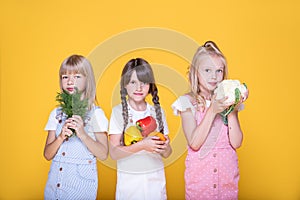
[208,82,217,87]
[67,88,74,92]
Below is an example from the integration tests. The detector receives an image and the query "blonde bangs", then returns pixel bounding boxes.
[59,63,86,77]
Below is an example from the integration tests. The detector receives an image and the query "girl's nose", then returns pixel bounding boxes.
[136,82,146,91]
[212,72,217,79]
[67,76,75,85]
[136,82,142,90]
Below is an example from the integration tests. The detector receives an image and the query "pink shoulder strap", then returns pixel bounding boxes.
[185,94,224,159]
[198,116,224,159]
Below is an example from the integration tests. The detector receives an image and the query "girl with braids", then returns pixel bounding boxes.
[172,41,248,200]
[109,58,172,200]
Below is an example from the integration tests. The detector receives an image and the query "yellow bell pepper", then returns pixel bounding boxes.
[124,126,143,146]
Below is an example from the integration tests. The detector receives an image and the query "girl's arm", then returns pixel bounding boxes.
[78,132,108,160]
[226,89,248,149]
[227,104,244,149]
[180,107,216,151]
[43,130,68,161]
[109,134,166,160]
[69,115,108,160]
[44,117,75,160]
[180,96,229,151]
[227,111,243,149]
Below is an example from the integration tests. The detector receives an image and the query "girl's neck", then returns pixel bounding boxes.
[199,90,213,101]
[127,99,147,111]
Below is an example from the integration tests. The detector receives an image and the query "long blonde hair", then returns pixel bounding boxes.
[188,41,228,108]
[59,54,96,110]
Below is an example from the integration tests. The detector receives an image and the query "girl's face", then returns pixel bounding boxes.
[125,70,150,103]
[61,72,87,94]
[197,55,224,94]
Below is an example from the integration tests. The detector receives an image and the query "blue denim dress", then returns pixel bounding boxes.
[44,106,108,200]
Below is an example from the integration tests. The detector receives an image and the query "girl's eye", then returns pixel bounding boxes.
[205,69,211,72]
[130,81,136,85]
[62,75,68,79]
[216,69,223,73]
[74,75,81,79]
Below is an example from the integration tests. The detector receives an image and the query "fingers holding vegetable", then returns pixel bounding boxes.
[138,136,164,153]
[214,80,249,124]
[68,115,86,138]
[150,133,170,154]
[149,132,167,141]
[60,121,73,139]
[211,95,230,114]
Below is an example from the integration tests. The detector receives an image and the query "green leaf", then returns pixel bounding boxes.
[234,88,241,104]
[56,88,89,137]
[219,88,241,125]
[56,88,88,120]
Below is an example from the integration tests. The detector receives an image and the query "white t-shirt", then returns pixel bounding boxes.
[45,105,108,141]
[109,102,169,173]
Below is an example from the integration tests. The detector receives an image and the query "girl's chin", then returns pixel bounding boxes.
[130,97,146,103]
[208,85,217,91]
[201,87,216,93]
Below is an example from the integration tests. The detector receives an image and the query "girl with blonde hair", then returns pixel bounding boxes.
[43,54,108,199]
[172,41,248,200]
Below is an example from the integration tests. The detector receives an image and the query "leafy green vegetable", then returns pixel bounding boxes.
[56,88,88,136]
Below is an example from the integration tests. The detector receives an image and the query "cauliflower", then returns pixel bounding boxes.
[214,80,247,103]
[214,80,248,124]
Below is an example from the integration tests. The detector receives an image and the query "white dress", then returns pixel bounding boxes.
[109,103,169,200]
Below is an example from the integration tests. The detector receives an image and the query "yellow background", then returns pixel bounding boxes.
[1,0,299,199]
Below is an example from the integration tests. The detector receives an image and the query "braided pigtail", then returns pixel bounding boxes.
[150,83,164,134]
[120,88,128,145]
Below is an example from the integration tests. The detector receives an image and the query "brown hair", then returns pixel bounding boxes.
[120,58,164,144]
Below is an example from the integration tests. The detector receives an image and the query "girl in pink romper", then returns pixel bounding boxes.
[172,41,248,200]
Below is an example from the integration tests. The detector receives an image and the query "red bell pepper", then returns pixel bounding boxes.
[136,116,157,137]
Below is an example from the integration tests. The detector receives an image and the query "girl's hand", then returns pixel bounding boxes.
[243,88,249,101]
[153,135,171,155]
[59,120,74,139]
[68,115,88,140]
[139,136,166,153]
[210,95,231,114]
[231,88,249,113]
